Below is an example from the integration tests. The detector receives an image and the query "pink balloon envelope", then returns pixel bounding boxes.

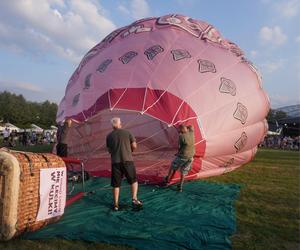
[57,14,270,184]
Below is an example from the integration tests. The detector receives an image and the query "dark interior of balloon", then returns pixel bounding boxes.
[68,109,179,183]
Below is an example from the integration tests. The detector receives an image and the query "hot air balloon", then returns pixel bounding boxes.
[57,14,270,184]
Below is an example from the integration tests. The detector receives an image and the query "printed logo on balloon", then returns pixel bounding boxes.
[219,77,236,96]
[72,94,80,107]
[171,49,191,61]
[144,45,164,60]
[222,158,235,173]
[83,74,92,90]
[157,14,204,38]
[97,59,112,73]
[122,24,152,38]
[233,103,248,124]
[198,59,216,73]
[119,51,138,64]
[234,132,248,152]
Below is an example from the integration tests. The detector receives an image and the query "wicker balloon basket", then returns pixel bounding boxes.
[0,149,66,241]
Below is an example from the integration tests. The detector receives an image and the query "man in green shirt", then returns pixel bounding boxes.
[106,117,143,211]
[165,125,195,192]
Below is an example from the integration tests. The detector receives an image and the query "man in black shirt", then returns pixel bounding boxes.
[106,117,142,211]
[56,119,72,157]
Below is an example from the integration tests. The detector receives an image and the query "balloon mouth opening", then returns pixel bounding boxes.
[60,88,205,183]
[67,109,179,181]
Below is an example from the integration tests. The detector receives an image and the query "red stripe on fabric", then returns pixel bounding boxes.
[110,88,145,111]
[66,192,84,206]
[144,90,183,124]
[69,92,110,122]
[67,87,206,184]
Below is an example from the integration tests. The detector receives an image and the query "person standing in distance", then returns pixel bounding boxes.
[56,119,72,157]
[106,117,143,211]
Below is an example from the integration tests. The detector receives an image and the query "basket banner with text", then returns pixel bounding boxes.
[36,167,67,221]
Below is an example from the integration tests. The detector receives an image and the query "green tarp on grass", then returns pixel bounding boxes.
[24,178,240,250]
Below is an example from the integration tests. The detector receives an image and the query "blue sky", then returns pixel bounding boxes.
[0,0,299,108]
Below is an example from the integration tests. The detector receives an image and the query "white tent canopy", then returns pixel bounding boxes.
[2,123,21,132]
[0,125,5,132]
[30,124,44,133]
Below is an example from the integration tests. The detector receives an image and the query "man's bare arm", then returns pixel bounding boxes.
[131,141,137,152]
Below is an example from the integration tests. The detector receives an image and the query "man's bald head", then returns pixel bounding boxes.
[111,117,122,129]
[178,124,188,133]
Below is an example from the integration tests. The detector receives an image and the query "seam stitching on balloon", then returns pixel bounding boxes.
[108,89,112,110]
[197,117,206,140]
[111,88,128,110]
[182,60,241,104]
[197,90,266,132]
[92,95,98,117]
[133,145,168,155]
[114,107,169,126]
[141,87,148,113]
[172,116,198,126]
[169,100,185,125]
[143,44,209,113]
[142,31,182,112]
[111,53,140,109]
[136,127,168,145]
[82,111,87,121]
[137,160,170,173]
[194,139,205,146]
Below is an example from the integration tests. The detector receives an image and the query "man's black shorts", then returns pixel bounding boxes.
[111,161,137,187]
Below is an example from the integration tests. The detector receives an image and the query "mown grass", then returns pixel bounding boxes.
[0,148,299,250]
[208,149,300,250]
[12,144,54,153]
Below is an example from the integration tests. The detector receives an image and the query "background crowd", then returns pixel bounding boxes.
[1,127,57,147]
[1,126,300,151]
[260,135,300,150]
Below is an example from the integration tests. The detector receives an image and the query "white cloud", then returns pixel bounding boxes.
[118,0,151,20]
[250,50,258,58]
[260,59,286,73]
[0,0,116,63]
[275,0,300,18]
[259,26,287,46]
[131,0,150,19]
[0,81,43,92]
[0,80,66,103]
[296,36,300,43]
[118,4,130,15]
[269,93,300,108]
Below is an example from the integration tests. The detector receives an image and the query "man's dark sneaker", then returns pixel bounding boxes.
[161,176,169,186]
[177,184,183,192]
[132,199,143,208]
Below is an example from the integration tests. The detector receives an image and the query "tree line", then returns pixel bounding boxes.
[266,109,287,123]
[0,90,288,129]
[0,91,58,129]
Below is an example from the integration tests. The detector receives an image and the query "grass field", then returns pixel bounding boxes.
[12,144,54,153]
[209,149,300,250]
[0,147,299,250]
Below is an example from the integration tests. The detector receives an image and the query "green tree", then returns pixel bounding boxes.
[267,109,287,123]
[0,91,58,128]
